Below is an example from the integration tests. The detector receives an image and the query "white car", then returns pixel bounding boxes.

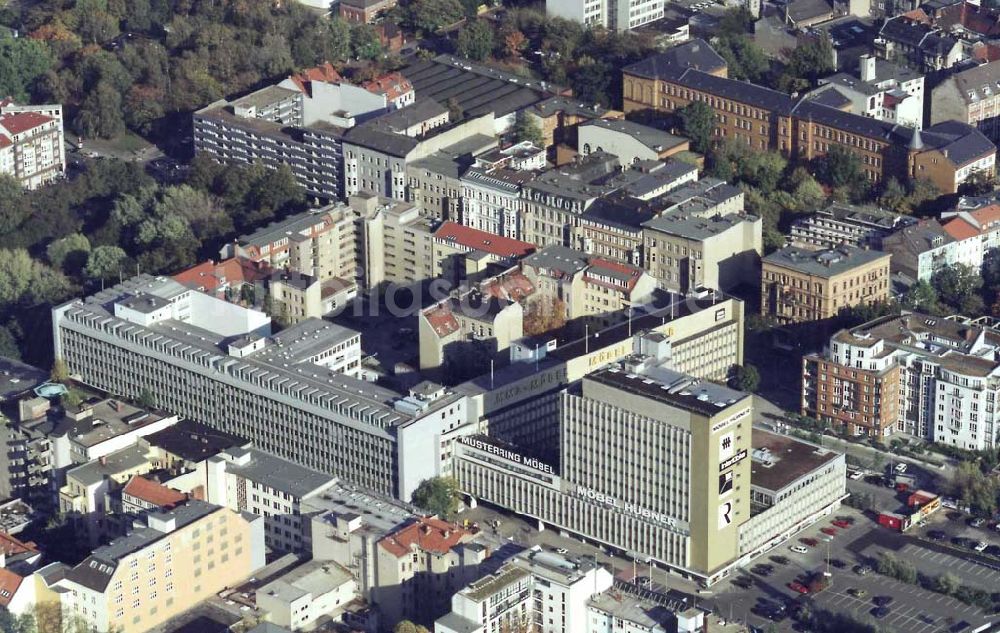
[848,470,863,480]
[974,541,988,552]
[894,463,907,474]
[790,545,809,554]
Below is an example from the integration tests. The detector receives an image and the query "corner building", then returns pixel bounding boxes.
[455,365,752,584]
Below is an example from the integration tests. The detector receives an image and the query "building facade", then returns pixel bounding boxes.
[761,246,892,324]
[0,100,65,190]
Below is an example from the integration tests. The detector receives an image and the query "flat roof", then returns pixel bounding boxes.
[464,564,531,602]
[232,85,299,110]
[144,419,247,461]
[750,428,840,493]
[587,365,749,417]
[763,245,890,277]
[257,560,353,604]
[224,448,335,499]
[0,357,47,401]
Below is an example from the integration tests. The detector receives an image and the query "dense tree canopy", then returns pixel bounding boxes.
[677,101,714,154]
[410,476,461,518]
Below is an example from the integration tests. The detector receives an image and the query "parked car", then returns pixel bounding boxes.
[830,559,847,569]
[790,545,809,554]
[835,515,855,524]
[973,541,988,552]
[928,530,947,541]
[894,463,907,473]
[873,596,894,607]
[871,606,891,619]
[788,581,810,594]
[848,588,867,598]
[821,527,837,536]
[800,537,819,547]
[732,576,753,589]
[853,565,871,575]
[770,555,790,565]
[969,517,986,528]
[832,519,852,529]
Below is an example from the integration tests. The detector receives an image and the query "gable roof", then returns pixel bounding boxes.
[434,221,535,259]
[623,39,727,81]
[122,475,187,509]
[287,62,343,97]
[0,569,23,607]
[378,516,472,557]
[0,111,52,135]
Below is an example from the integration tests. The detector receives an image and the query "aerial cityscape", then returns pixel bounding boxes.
[1,0,1000,631]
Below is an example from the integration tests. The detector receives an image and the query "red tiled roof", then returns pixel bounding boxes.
[378,516,472,558]
[485,272,535,301]
[0,569,23,607]
[900,8,931,23]
[172,257,268,295]
[288,62,343,97]
[122,475,187,509]
[423,305,460,337]
[585,258,643,292]
[0,533,37,557]
[0,135,11,149]
[434,222,535,259]
[362,72,413,102]
[943,216,979,241]
[0,111,52,135]
[970,204,1000,227]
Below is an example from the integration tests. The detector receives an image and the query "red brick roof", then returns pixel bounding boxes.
[288,62,343,97]
[585,257,643,292]
[0,111,52,135]
[485,272,535,301]
[172,257,268,295]
[943,216,979,241]
[0,569,23,607]
[434,222,535,259]
[362,72,413,102]
[122,475,187,509]
[423,305,460,337]
[0,533,37,557]
[378,516,472,558]
[943,204,1000,240]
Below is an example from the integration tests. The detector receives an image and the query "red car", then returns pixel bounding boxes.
[788,581,810,594]
[821,527,838,536]
[800,537,819,547]
[832,520,851,529]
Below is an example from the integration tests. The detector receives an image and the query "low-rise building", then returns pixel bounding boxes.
[418,288,524,373]
[339,0,397,23]
[811,54,924,129]
[256,560,358,631]
[932,59,1000,143]
[875,15,964,73]
[577,119,689,165]
[941,203,1000,267]
[761,245,892,324]
[790,202,917,251]
[881,219,957,281]
[57,499,265,633]
[0,100,64,190]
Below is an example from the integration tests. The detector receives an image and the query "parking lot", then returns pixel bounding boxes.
[709,506,996,632]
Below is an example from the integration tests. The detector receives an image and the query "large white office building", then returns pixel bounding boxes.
[52,275,473,500]
[546,0,663,31]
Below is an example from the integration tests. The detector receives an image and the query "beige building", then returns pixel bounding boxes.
[375,516,485,627]
[256,560,357,631]
[761,245,891,324]
[267,271,358,324]
[419,288,525,373]
[932,59,1000,144]
[641,179,761,293]
[58,499,264,633]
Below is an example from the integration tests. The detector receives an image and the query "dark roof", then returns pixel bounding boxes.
[343,124,419,157]
[786,0,833,23]
[0,357,47,402]
[808,86,854,109]
[623,39,727,81]
[920,120,997,166]
[763,244,890,277]
[402,56,550,118]
[750,429,841,493]
[580,195,660,231]
[676,69,795,114]
[143,419,247,462]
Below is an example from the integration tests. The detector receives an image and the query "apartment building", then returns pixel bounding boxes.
[436,548,613,633]
[256,560,358,631]
[932,59,1000,143]
[526,97,619,150]
[875,15,964,73]
[362,72,415,110]
[761,246,892,324]
[460,166,533,240]
[804,313,1000,449]
[641,179,761,293]
[52,275,472,501]
[342,104,495,202]
[790,202,917,251]
[0,100,64,190]
[418,289,524,372]
[941,203,1000,266]
[811,54,924,129]
[224,204,361,284]
[194,87,344,201]
[57,499,265,633]
[623,40,996,193]
[546,0,665,31]
[881,219,959,281]
[375,516,483,626]
[577,119,689,165]
[802,332,902,436]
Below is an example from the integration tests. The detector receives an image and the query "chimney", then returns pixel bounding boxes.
[860,54,876,83]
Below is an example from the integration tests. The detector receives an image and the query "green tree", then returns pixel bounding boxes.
[677,101,715,154]
[392,622,429,633]
[51,359,69,383]
[154,185,231,242]
[0,38,53,102]
[74,81,126,139]
[779,33,835,91]
[0,249,71,307]
[814,145,862,188]
[936,572,959,596]
[47,234,92,275]
[901,280,940,314]
[715,34,768,83]
[404,0,464,33]
[931,264,983,313]
[457,19,494,61]
[327,17,353,62]
[350,23,382,60]
[447,96,464,123]
[572,56,613,106]
[730,364,760,392]
[75,0,120,44]
[410,476,461,518]
[0,326,20,361]
[952,461,999,516]
[512,111,544,147]
[84,245,128,282]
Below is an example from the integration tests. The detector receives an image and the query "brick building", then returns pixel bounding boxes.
[622,40,996,193]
